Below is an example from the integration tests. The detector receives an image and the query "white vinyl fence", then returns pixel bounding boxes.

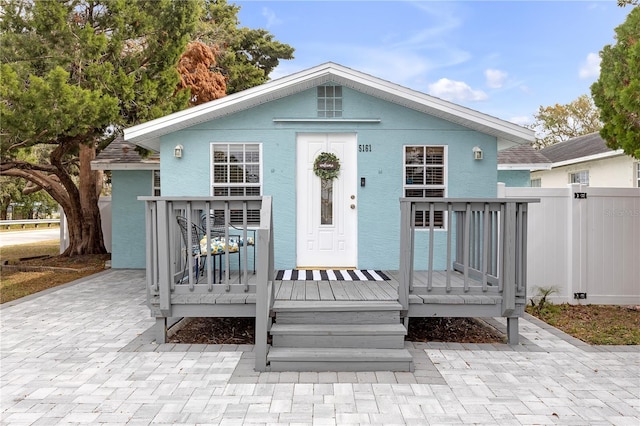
[499,183,640,305]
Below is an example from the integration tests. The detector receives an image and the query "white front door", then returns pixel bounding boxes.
[296,133,358,268]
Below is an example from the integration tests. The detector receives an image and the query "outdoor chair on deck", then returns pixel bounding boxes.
[198,213,243,283]
[176,216,204,284]
[200,212,256,274]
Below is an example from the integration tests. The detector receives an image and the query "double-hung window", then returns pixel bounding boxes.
[211,143,262,223]
[404,145,447,228]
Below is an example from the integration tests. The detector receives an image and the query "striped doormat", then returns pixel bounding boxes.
[275,269,390,281]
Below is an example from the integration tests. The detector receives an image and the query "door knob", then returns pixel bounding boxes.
[350,204,356,209]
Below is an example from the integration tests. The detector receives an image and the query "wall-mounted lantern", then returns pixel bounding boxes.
[472,146,483,160]
[174,144,184,158]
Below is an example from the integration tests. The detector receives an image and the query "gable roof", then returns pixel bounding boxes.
[539,132,623,167]
[91,135,159,171]
[497,144,551,170]
[124,62,534,151]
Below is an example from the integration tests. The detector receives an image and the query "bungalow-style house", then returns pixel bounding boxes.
[530,132,640,188]
[96,62,535,270]
[95,63,538,371]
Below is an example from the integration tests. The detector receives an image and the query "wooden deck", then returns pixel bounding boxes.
[160,269,491,304]
[143,196,533,369]
[273,278,399,302]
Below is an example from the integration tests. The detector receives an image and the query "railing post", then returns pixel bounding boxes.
[501,201,517,317]
[481,203,490,291]
[398,199,412,310]
[446,203,452,291]
[463,203,471,291]
[427,203,435,289]
[254,196,273,372]
[156,200,172,317]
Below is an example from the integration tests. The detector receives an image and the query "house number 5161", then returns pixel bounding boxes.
[359,144,372,152]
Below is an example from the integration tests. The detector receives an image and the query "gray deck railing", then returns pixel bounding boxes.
[139,196,275,370]
[398,198,537,317]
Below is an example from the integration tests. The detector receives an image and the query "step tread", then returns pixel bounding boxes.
[409,293,502,305]
[267,347,413,362]
[272,300,403,312]
[270,323,407,336]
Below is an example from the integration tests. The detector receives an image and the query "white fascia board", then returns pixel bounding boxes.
[551,149,623,168]
[330,68,534,144]
[125,66,333,149]
[124,62,535,149]
[498,163,552,171]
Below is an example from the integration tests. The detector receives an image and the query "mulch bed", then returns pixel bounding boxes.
[168,316,506,344]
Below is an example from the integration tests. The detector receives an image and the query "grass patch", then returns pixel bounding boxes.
[1,241,109,304]
[526,303,640,345]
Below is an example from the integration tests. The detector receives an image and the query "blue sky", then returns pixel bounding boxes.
[235,1,631,126]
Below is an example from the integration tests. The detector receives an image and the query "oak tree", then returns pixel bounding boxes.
[1,0,294,257]
[1,0,199,255]
[529,95,601,149]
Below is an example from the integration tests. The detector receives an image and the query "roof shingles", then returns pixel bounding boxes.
[92,135,159,170]
[538,132,613,163]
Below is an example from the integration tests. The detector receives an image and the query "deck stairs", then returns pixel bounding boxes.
[267,300,414,372]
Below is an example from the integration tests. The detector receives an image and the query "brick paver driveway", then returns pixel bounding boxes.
[1,269,638,425]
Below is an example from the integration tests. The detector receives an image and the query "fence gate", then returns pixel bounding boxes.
[501,183,640,305]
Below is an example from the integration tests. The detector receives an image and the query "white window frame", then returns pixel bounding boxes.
[403,145,448,229]
[210,143,263,197]
[317,85,343,118]
[530,178,541,187]
[152,170,161,196]
[636,162,640,188]
[209,142,263,225]
[569,170,589,186]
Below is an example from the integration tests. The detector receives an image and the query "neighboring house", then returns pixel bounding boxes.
[96,62,535,270]
[497,144,551,187]
[530,132,640,188]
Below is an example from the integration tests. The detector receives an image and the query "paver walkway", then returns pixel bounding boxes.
[1,269,638,425]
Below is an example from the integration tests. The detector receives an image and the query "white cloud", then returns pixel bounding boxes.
[485,69,508,89]
[428,78,488,102]
[519,85,531,94]
[509,116,533,127]
[261,7,282,29]
[270,42,439,89]
[579,52,601,79]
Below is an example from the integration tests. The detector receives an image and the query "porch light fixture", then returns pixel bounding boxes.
[174,144,183,158]
[472,146,483,160]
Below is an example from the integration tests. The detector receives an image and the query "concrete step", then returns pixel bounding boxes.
[271,323,407,349]
[267,347,414,372]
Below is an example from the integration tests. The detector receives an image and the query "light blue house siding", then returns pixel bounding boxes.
[498,170,531,187]
[111,170,153,269]
[150,85,498,271]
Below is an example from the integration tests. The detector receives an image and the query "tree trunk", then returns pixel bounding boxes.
[0,195,9,220]
[61,144,106,256]
[3,142,108,256]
